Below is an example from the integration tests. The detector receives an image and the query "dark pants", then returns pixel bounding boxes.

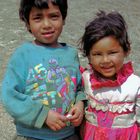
[12,134,80,140]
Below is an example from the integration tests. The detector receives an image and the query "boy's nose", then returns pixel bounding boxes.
[43,19,52,27]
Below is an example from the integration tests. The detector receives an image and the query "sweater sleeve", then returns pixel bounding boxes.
[75,79,86,103]
[75,52,86,103]
[1,49,49,128]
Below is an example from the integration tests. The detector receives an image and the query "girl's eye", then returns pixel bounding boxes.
[92,53,101,56]
[109,51,118,55]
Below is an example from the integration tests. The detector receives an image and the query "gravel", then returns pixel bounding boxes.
[0,0,140,139]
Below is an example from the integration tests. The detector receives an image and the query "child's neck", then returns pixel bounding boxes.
[34,39,59,48]
[94,71,117,81]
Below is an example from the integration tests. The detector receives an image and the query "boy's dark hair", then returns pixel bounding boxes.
[19,0,68,24]
[80,11,130,56]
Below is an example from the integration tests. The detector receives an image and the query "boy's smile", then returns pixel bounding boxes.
[28,2,64,47]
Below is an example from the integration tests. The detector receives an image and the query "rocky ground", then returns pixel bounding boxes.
[0,0,140,139]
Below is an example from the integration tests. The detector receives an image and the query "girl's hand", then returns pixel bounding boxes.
[68,101,84,126]
[45,110,68,131]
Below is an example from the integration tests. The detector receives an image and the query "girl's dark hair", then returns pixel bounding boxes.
[19,0,68,24]
[80,11,130,56]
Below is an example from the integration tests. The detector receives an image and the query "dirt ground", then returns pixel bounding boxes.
[0,0,140,139]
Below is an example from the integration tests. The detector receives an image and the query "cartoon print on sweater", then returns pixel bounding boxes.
[26,59,77,114]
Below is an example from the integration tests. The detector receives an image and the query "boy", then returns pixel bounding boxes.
[2,0,85,139]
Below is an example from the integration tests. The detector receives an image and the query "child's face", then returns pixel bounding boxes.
[27,2,64,47]
[88,36,128,80]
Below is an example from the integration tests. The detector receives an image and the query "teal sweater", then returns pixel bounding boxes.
[2,42,85,140]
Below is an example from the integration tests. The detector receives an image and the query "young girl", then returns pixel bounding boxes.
[80,11,140,140]
[2,0,85,140]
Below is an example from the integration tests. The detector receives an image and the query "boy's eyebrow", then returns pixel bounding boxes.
[49,11,61,15]
[31,12,61,18]
[31,13,42,17]
[31,10,61,15]
[48,9,61,14]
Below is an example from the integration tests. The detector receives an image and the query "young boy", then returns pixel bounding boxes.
[2,0,85,139]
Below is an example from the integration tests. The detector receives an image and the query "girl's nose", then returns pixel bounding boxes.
[102,55,110,63]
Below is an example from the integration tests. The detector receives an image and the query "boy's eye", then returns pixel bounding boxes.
[50,14,60,20]
[33,16,41,21]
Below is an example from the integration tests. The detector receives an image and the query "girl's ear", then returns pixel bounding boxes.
[125,49,131,57]
[87,55,91,63]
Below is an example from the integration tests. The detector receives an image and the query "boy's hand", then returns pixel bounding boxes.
[45,110,68,131]
[68,101,84,126]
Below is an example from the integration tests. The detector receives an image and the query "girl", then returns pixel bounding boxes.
[80,11,140,140]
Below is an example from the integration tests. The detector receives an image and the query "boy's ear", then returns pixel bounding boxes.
[26,23,32,33]
[63,20,66,25]
[26,23,30,30]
